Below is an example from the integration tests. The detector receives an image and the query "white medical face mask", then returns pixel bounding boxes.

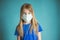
[22,13,33,23]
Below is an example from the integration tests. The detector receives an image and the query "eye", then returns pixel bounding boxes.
[23,12,26,15]
[28,13,30,14]
[24,13,26,15]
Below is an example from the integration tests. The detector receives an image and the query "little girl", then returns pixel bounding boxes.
[14,3,43,40]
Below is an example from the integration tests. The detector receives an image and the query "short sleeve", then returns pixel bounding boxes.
[14,28,19,36]
[38,23,43,32]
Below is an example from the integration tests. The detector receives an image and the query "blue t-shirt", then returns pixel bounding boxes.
[14,23,43,40]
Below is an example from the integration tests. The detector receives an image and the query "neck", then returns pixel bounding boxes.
[23,21,31,24]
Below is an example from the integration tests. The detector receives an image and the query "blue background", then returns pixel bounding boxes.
[0,0,60,40]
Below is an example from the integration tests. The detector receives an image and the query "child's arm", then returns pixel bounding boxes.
[38,32,42,40]
[17,36,20,40]
[37,23,43,40]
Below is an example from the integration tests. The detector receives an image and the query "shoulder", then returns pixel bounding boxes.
[14,23,20,36]
[37,23,43,32]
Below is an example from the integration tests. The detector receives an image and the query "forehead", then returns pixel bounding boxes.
[23,9,30,13]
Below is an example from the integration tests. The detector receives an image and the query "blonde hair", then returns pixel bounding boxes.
[17,3,38,37]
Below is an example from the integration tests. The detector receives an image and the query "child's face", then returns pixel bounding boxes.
[22,9,33,23]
